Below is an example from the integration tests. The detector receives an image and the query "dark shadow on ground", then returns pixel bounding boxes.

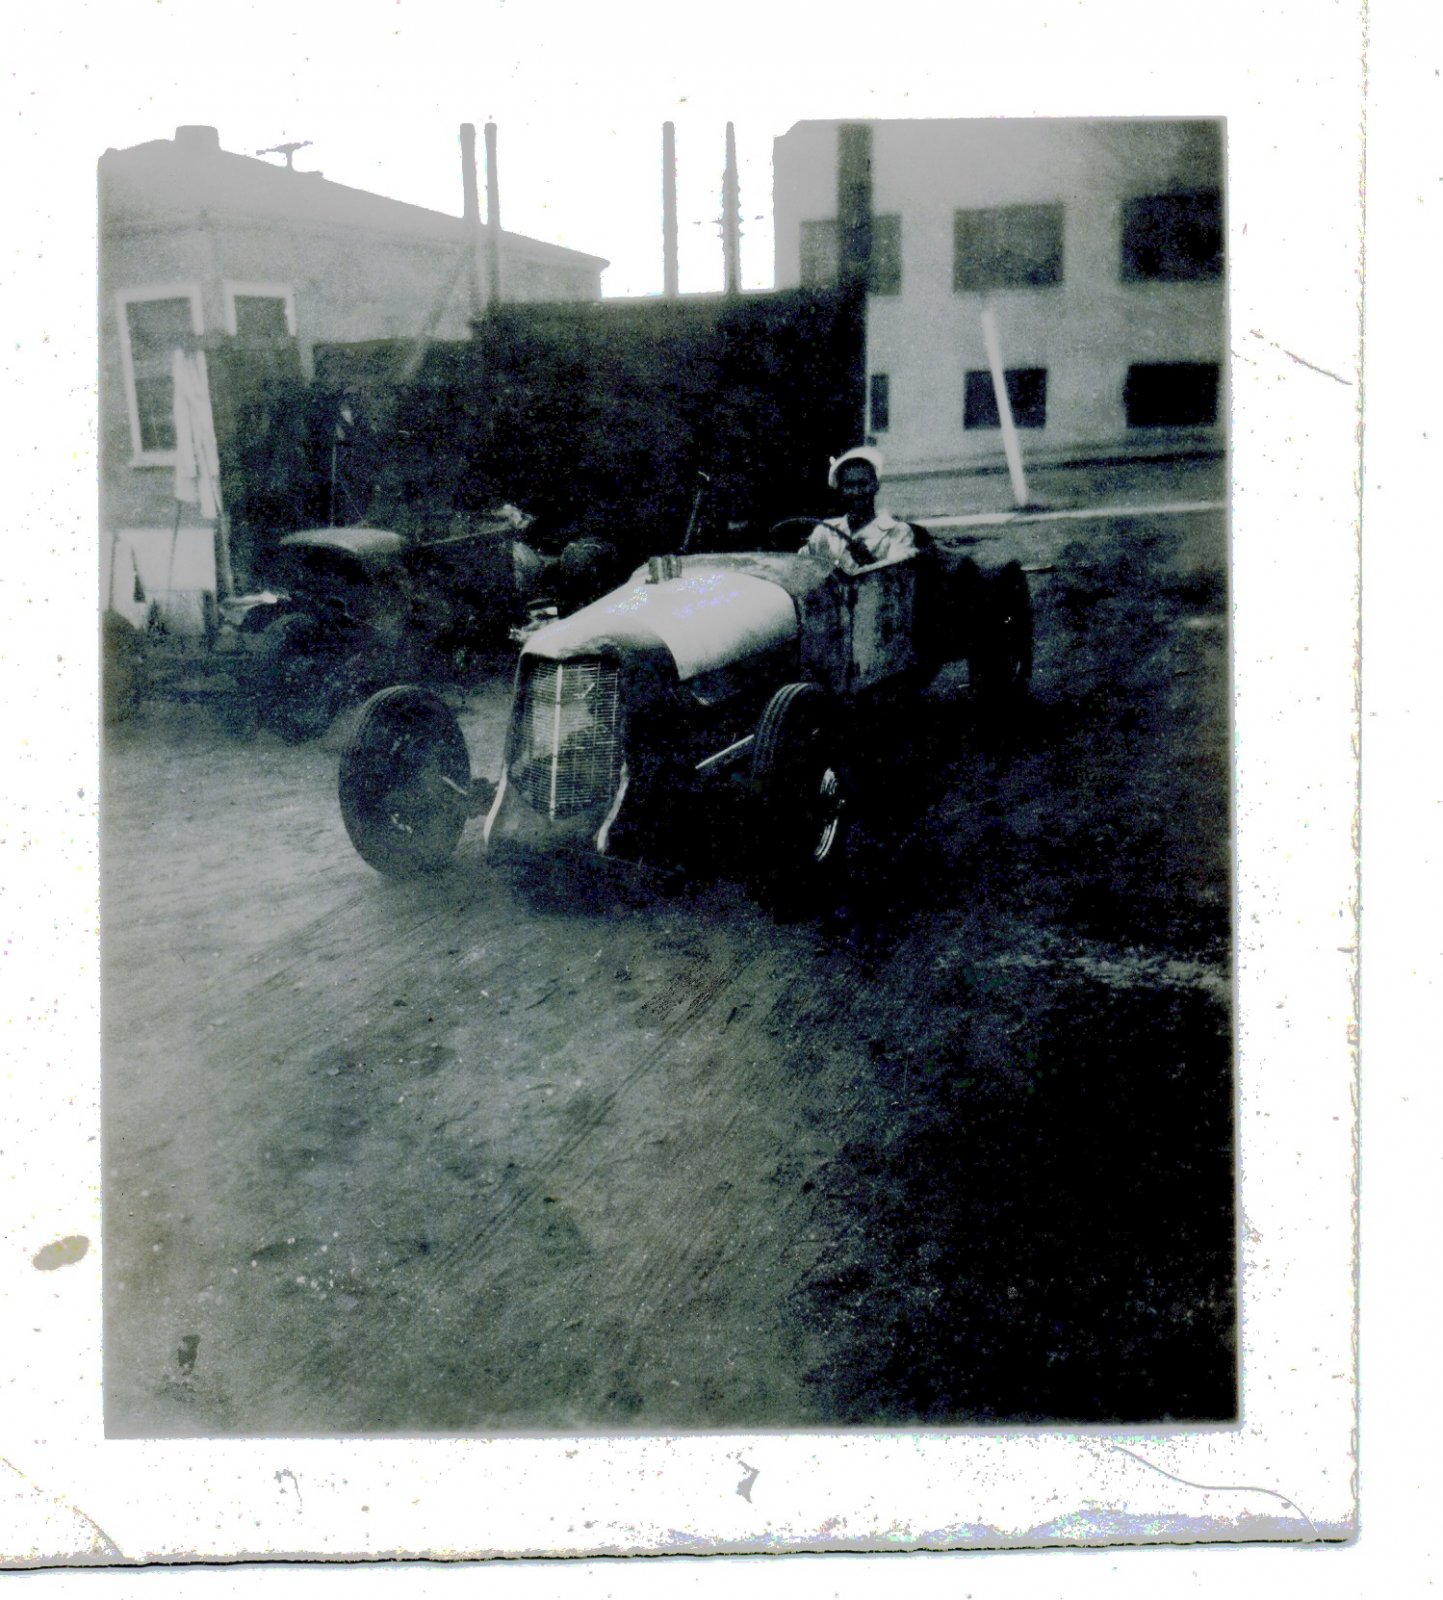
[793,976,1235,1424]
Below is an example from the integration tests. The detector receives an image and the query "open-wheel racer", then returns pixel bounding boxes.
[338,489,1033,910]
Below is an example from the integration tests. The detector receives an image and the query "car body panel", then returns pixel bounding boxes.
[483,546,938,864]
[521,561,802,683]
[519,548,922,694]
[795,555,919,693]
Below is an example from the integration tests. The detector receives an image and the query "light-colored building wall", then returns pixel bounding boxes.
[774,119,1225,476]
[100,127,607,618]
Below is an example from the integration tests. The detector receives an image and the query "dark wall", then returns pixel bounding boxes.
[206,337,327,589]
[310,285,866,564]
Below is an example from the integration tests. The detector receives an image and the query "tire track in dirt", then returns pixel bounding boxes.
[281,934,766,1416]
[268,889,914,1427]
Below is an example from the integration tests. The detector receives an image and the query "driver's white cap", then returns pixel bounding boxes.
[827,445,884,488]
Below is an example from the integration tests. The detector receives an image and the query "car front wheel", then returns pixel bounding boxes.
[750,681,849,909]
[339,686,473,876]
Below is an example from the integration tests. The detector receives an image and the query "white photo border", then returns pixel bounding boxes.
[2,0,1367,1568]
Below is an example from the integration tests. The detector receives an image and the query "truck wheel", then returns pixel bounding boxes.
[255,612,339,743]
[750,682,848,906]
[968,560,1034,701]
[339,687,472,877]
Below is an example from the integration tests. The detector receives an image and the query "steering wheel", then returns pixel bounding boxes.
[765,516,829,552]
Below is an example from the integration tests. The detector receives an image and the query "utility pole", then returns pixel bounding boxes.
[722,122,741,295]
[484,121,502,309]
[459,123,483,323]
[662,122,679,298]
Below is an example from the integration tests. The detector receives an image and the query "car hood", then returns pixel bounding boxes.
[522,555,806,682]
[278,527,407,561]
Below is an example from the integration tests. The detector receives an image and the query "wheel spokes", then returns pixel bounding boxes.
[807,763,844,861]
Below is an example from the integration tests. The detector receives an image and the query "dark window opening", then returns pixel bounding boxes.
[1124,362,1220,427]
[869,373,890,433]
[801,214,899,294]
[233,294,292,339]
[1122,191,1223,282]
[954,204,1063,291]
[964,367,1048,430]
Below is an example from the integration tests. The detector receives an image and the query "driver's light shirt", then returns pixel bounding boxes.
[801,510,916,575]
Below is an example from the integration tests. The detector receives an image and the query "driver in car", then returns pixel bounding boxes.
[800,446,916,574]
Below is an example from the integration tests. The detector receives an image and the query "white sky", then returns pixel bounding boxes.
[73,1,834,298]
[37,0,1359,301]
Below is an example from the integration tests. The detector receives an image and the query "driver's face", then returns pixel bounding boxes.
[837,462,878,517]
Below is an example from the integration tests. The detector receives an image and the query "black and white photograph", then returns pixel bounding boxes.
[99,110,1234,1439]
[4,0,1380,1572]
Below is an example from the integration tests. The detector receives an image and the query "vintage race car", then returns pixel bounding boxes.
[337,528,1032,904]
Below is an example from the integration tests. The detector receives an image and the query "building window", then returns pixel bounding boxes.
[1123,362,1220,427]
[869,373,891,433]
[954,204,1064,292]
[223,281,298,338]
[117,286,203,461]
[1121,191,1223,281]
[800,220,840,289]
[799,215,900,293]
[964,367,1048,430]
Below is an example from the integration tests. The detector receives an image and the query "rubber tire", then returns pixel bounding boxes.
[750,682,848,908]
[254,612,340,744]
[339,686,472,877]
[968,560,1034,702]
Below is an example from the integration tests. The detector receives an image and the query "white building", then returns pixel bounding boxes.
[773,119,1225,477]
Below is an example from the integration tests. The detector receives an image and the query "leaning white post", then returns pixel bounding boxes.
[980,306,1030,508]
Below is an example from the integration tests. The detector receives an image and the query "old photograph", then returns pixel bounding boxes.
[99,113,1235,1439]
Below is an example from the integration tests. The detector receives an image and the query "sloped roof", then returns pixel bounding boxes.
[99,128,609,270]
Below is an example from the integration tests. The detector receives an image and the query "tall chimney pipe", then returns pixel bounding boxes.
[459,123,483,322]
[484,121,502,308]
[722,122,741,296]
[662,122,679,298]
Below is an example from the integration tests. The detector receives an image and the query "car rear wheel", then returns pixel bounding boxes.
[968,560,1034,702]
[339,686,472,876]
[750,682,849,907]
[255,611,341,743]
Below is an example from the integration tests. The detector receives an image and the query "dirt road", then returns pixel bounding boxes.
[103,504,1232,1435]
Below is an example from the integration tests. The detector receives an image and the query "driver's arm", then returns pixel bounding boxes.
[801,523,877,573]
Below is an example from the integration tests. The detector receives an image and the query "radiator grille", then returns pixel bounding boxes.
[511,657,624,819]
